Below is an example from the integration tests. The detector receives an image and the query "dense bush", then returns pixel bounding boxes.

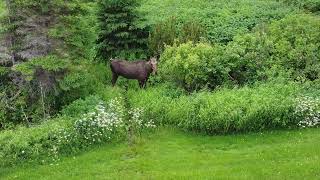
[129,82,302,134]
[57,61,116,106]
[267,14,320,80]
[161,14,320,90]
[0,116,73,166]
[60,96,107,118]
[225,14,320,84]
[0,56,117,127]
[0,56,115,126]
[160,42,227,91]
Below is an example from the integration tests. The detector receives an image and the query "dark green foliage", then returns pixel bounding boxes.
[179,20,206,43]
[148,17,178,56]
[283,0,320,13]
[268,14,320,81]
[13,56,69,78]
[57,61,124,108]
[0,56,68,127]
[49,1,98,60]
[96,0,149,60]
[58,62,107,106]
[148,17,206,56]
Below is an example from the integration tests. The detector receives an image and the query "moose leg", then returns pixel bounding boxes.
[111,73,118,86]
[139,79,147,89]
[142,79,147,89]
[138,80,144,88]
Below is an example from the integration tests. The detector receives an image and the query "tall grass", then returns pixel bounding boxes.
[128,82,302,134]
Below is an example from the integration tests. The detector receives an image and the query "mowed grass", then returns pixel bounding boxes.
[1,127,319,179]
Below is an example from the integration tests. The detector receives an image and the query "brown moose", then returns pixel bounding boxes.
[110,57,158,88]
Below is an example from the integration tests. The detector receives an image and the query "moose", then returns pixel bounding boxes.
[110,57,158,88]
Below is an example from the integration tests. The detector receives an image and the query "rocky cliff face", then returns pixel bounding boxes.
[0,2,57,66]
[15,15,53,61]
[0,4,55,90]
[0,35,12,66]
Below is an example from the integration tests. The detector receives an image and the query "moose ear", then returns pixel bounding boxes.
[150,57,157,64]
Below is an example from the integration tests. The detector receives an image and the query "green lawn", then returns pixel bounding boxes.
[1,127,320,179]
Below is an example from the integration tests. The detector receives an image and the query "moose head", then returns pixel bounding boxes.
[148,57,158,75]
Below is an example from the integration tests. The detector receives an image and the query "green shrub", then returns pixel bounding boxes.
[0,94,158,167]
[188,83,299,134]
[58,61,118,107]
[224,14,320,84]
[60,86,124,119]
[224,31,274,84]
[1,58,116,127]
[0,56,69,124]
[0,116,73,166]
[60,96,103,118]
[13,55,69,79]
[160,42,227,91]
[159,14,320,90]
[267,14,320,80]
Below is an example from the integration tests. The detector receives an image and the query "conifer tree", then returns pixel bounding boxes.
[96,0,148,60]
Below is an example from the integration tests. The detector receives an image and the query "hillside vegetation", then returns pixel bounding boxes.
[140,0,297,43]
[0,0,319,177]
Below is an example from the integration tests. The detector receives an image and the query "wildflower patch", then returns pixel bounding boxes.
[295,96,320,128]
